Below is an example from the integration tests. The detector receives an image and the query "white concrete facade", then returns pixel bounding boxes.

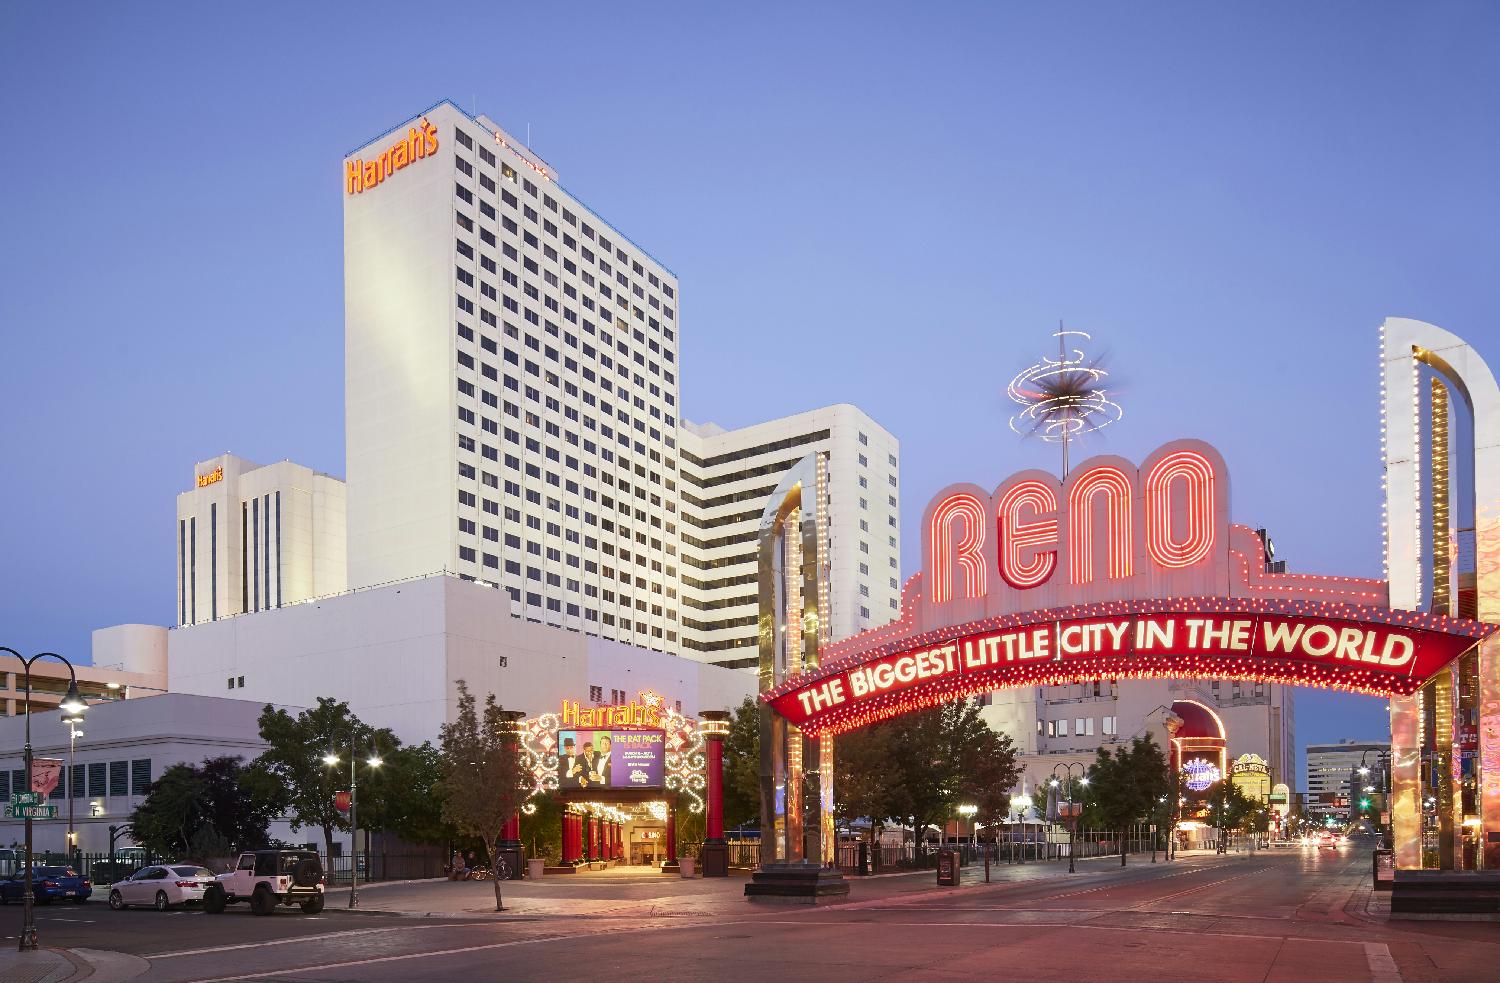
[1305,739,1388,801]
[344,101,685,657]
[165,573,755,744]
[678,405,901,665]
[175,454,346,626]
[0,694,307,854]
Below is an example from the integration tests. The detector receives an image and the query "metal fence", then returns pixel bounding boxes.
[724,824,1179,876]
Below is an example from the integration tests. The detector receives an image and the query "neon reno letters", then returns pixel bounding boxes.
[925,440,1228,608]
[346,118,439,196]
[770,600,1494,734]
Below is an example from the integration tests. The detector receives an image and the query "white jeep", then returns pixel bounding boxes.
[203,849,325,915]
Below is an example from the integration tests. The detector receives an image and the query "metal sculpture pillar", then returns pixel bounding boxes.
[1381,317,1500,870]
[745,454,847,901]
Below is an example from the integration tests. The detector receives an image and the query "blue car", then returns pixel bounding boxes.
[0,866,93,904]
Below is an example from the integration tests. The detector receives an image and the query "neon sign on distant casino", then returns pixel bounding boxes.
[1183,758,1221,792]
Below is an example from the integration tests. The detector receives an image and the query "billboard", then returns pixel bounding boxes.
[557,730,664,790]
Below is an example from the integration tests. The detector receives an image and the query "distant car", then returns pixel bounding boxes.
[0,866,92,904]
[1317,833,1340,850]
[204,849,324,915]
[108,864,217,911]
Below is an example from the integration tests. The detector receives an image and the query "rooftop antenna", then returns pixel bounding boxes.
[1007,322,1123,477]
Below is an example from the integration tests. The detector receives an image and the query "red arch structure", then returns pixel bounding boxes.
[764,440,1496,736]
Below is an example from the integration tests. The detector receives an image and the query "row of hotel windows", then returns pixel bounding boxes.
[450,127,674,307]
[1042,717,1119,738]
[584,685,682,712]
[451,240,679,390]
[454,316,677,440]
[178,493,281,625]
[1,760,152,800]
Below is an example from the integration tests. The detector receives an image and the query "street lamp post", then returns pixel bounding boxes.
[1050,763,1088,875]
[324,739,382,909]
[0,648,89,953]
[65,721,83,866]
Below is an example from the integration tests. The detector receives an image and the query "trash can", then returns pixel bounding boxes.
[1372,848,1395,892]
[937,847,959,886]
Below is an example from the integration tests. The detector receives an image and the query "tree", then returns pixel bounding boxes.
[1084,735,1170,865]
[835,698,1020,854]
[251,698,397,860]
[721,697,761,832]
[436,680,533,911]
[364,742,456,846]
[129,756,278,861]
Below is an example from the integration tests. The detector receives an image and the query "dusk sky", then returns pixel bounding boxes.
[4,2,1497,764]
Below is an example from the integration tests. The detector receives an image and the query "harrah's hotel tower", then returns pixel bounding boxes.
[343,101,901,662]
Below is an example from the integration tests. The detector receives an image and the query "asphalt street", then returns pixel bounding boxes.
[4,845,1497,982]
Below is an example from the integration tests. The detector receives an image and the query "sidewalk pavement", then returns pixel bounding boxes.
[0,946,148,983]
[322,848,1245,919]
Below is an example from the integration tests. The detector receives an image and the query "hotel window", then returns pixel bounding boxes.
[1046,720,1056,737]
[1057,720,1069,737]
[589,685,604,703]
[109,761,128,797]
[210,502,217,620]
[88,762,106,797]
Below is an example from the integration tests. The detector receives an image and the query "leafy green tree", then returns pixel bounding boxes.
[722,697,761,832]
[362,742,456,846]
[129,756,278,861]
[251,697,396,860]
[436,680,533,911]
[1084,735,1170,865]
[835,698,1020,853]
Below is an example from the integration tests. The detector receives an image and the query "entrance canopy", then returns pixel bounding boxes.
[763,439,1496,736]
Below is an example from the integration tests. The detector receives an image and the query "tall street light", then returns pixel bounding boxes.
[0,648,88,953]
[324,740,382,909]
[1050,763,1088,874]
[65,718,83,864]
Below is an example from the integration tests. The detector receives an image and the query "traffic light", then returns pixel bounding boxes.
[1360,798,1371,809]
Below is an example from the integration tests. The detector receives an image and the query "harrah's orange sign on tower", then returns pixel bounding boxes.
[346,117,439,196]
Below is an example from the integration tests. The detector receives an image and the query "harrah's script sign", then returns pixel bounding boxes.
[763,439,1496,735]
[346,117,439,196]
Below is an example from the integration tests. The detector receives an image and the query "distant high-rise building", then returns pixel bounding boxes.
[175,454,346,625]
[678,406,901,666]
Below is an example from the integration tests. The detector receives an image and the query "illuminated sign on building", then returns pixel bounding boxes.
[557,729,665,789]
[559,692,664,729]
[195,467,224,488]
[760,438,1497,736]
[1183,758,1221,792]
[346,117,438,196]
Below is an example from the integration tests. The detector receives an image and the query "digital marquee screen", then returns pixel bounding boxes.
[556,729,665,790]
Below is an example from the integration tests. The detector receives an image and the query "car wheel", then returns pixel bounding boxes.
[300,894,325,914]
[250,888,276,916]
[202,886,226,914]
[109,890,125,911]
[155,891,170,911]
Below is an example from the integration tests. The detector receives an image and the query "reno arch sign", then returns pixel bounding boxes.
[764,439,1496,736]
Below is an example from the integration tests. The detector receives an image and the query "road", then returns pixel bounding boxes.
[6,845,1497,981]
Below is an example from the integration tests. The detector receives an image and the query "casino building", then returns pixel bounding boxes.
[96,100,900,747]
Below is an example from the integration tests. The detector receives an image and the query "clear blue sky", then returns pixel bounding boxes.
[3,2,1496,761]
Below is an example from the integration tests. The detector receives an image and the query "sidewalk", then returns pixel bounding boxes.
[323,849,1245,919]
[0,946,148,983]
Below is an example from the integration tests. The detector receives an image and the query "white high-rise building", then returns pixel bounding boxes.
[1306,739,1388,801]
[678,407,901,666]
[175,454,346,626]
[344,101,685,654]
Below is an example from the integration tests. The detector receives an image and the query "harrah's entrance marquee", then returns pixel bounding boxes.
[765,439,1495,735]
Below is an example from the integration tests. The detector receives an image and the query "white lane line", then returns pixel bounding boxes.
[150,920,486,959]
[1364,941,1403,983]
[172,921,724,983]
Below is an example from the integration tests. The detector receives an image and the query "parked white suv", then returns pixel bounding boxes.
[204,849,325,915]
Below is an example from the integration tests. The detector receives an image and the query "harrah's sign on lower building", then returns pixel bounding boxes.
[762,438,1496,735]
[346,117,439,196]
